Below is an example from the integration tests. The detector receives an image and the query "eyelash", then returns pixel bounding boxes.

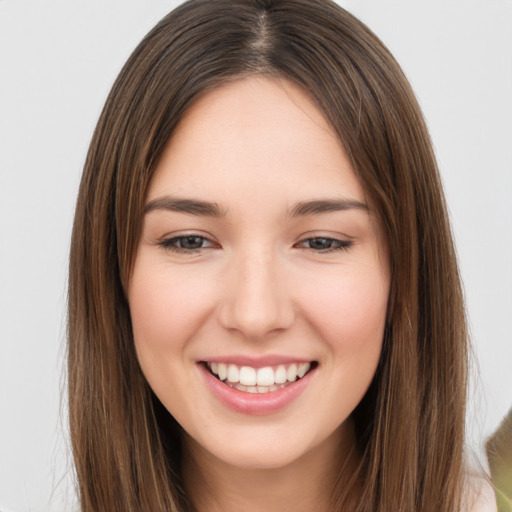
[295,237,353,253]
[158,235,217,253]
[158,235,353,254]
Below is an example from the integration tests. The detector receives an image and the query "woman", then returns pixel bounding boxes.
[67,0,495,510]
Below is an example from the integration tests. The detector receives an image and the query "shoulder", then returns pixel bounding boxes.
[463,475,497,512]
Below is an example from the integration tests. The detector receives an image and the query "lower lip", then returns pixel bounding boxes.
[200,363,315,415]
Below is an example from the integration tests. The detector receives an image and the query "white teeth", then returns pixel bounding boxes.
[217,363,227,381]
[239,366,257,386]
[256,367,274,386]
[226,382,287,392]
[298,362,310,378]
[287,363,298,382]
[207,361,313,393]
[274,365,287,384]
[227,364,240,383]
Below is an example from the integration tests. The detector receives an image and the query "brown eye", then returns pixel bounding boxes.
[297,237,352,252]
[159,235,217,253]
[177,236,205,249]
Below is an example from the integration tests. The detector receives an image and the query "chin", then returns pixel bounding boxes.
[186,419,343,473]
[211,442,311,471]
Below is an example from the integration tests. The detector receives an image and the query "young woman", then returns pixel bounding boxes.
[67,0,496,510]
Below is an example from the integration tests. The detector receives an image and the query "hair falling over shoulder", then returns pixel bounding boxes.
[68,0,469,510]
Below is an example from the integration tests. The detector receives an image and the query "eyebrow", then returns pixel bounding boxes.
[144,197,227,217]
[144,196,368,218]
[289,198,368,217]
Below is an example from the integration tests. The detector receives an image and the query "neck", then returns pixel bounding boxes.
[182,420,359,512]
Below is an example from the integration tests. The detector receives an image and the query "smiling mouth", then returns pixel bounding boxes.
[202,361,318,394]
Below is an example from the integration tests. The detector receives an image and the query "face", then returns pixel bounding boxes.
[128,77,389,471]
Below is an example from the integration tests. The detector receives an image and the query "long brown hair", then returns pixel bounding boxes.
[68,0,468,510]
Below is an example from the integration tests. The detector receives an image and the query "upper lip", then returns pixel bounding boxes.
[199,355,316,368]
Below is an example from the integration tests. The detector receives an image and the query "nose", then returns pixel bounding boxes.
[218,249,296,340]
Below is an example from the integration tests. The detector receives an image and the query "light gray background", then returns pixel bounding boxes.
[1,1,511,511]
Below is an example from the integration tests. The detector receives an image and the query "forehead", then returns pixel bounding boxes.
[148,77,365,208]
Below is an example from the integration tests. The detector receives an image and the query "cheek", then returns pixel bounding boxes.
[301,265,389,426]
[301,263,389,359]
[128,259,215,364]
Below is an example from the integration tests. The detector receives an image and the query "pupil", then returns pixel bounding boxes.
[310,238,332,249]
[181,236,202,249]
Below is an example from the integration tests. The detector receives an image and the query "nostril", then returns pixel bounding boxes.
[217,273,296,339]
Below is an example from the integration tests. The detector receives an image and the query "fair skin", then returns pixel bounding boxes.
[128,77,390,512]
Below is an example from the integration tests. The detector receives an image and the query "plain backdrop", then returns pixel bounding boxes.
[0,1,511,511]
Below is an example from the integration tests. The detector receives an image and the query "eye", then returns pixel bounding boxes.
[296,237,352,253]
[158,235,217,253]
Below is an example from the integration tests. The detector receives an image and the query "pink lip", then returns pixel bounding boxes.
[199,362,315,415]
[202,355,312,368]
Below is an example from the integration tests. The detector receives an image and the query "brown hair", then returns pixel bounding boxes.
[68,0,468,510]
